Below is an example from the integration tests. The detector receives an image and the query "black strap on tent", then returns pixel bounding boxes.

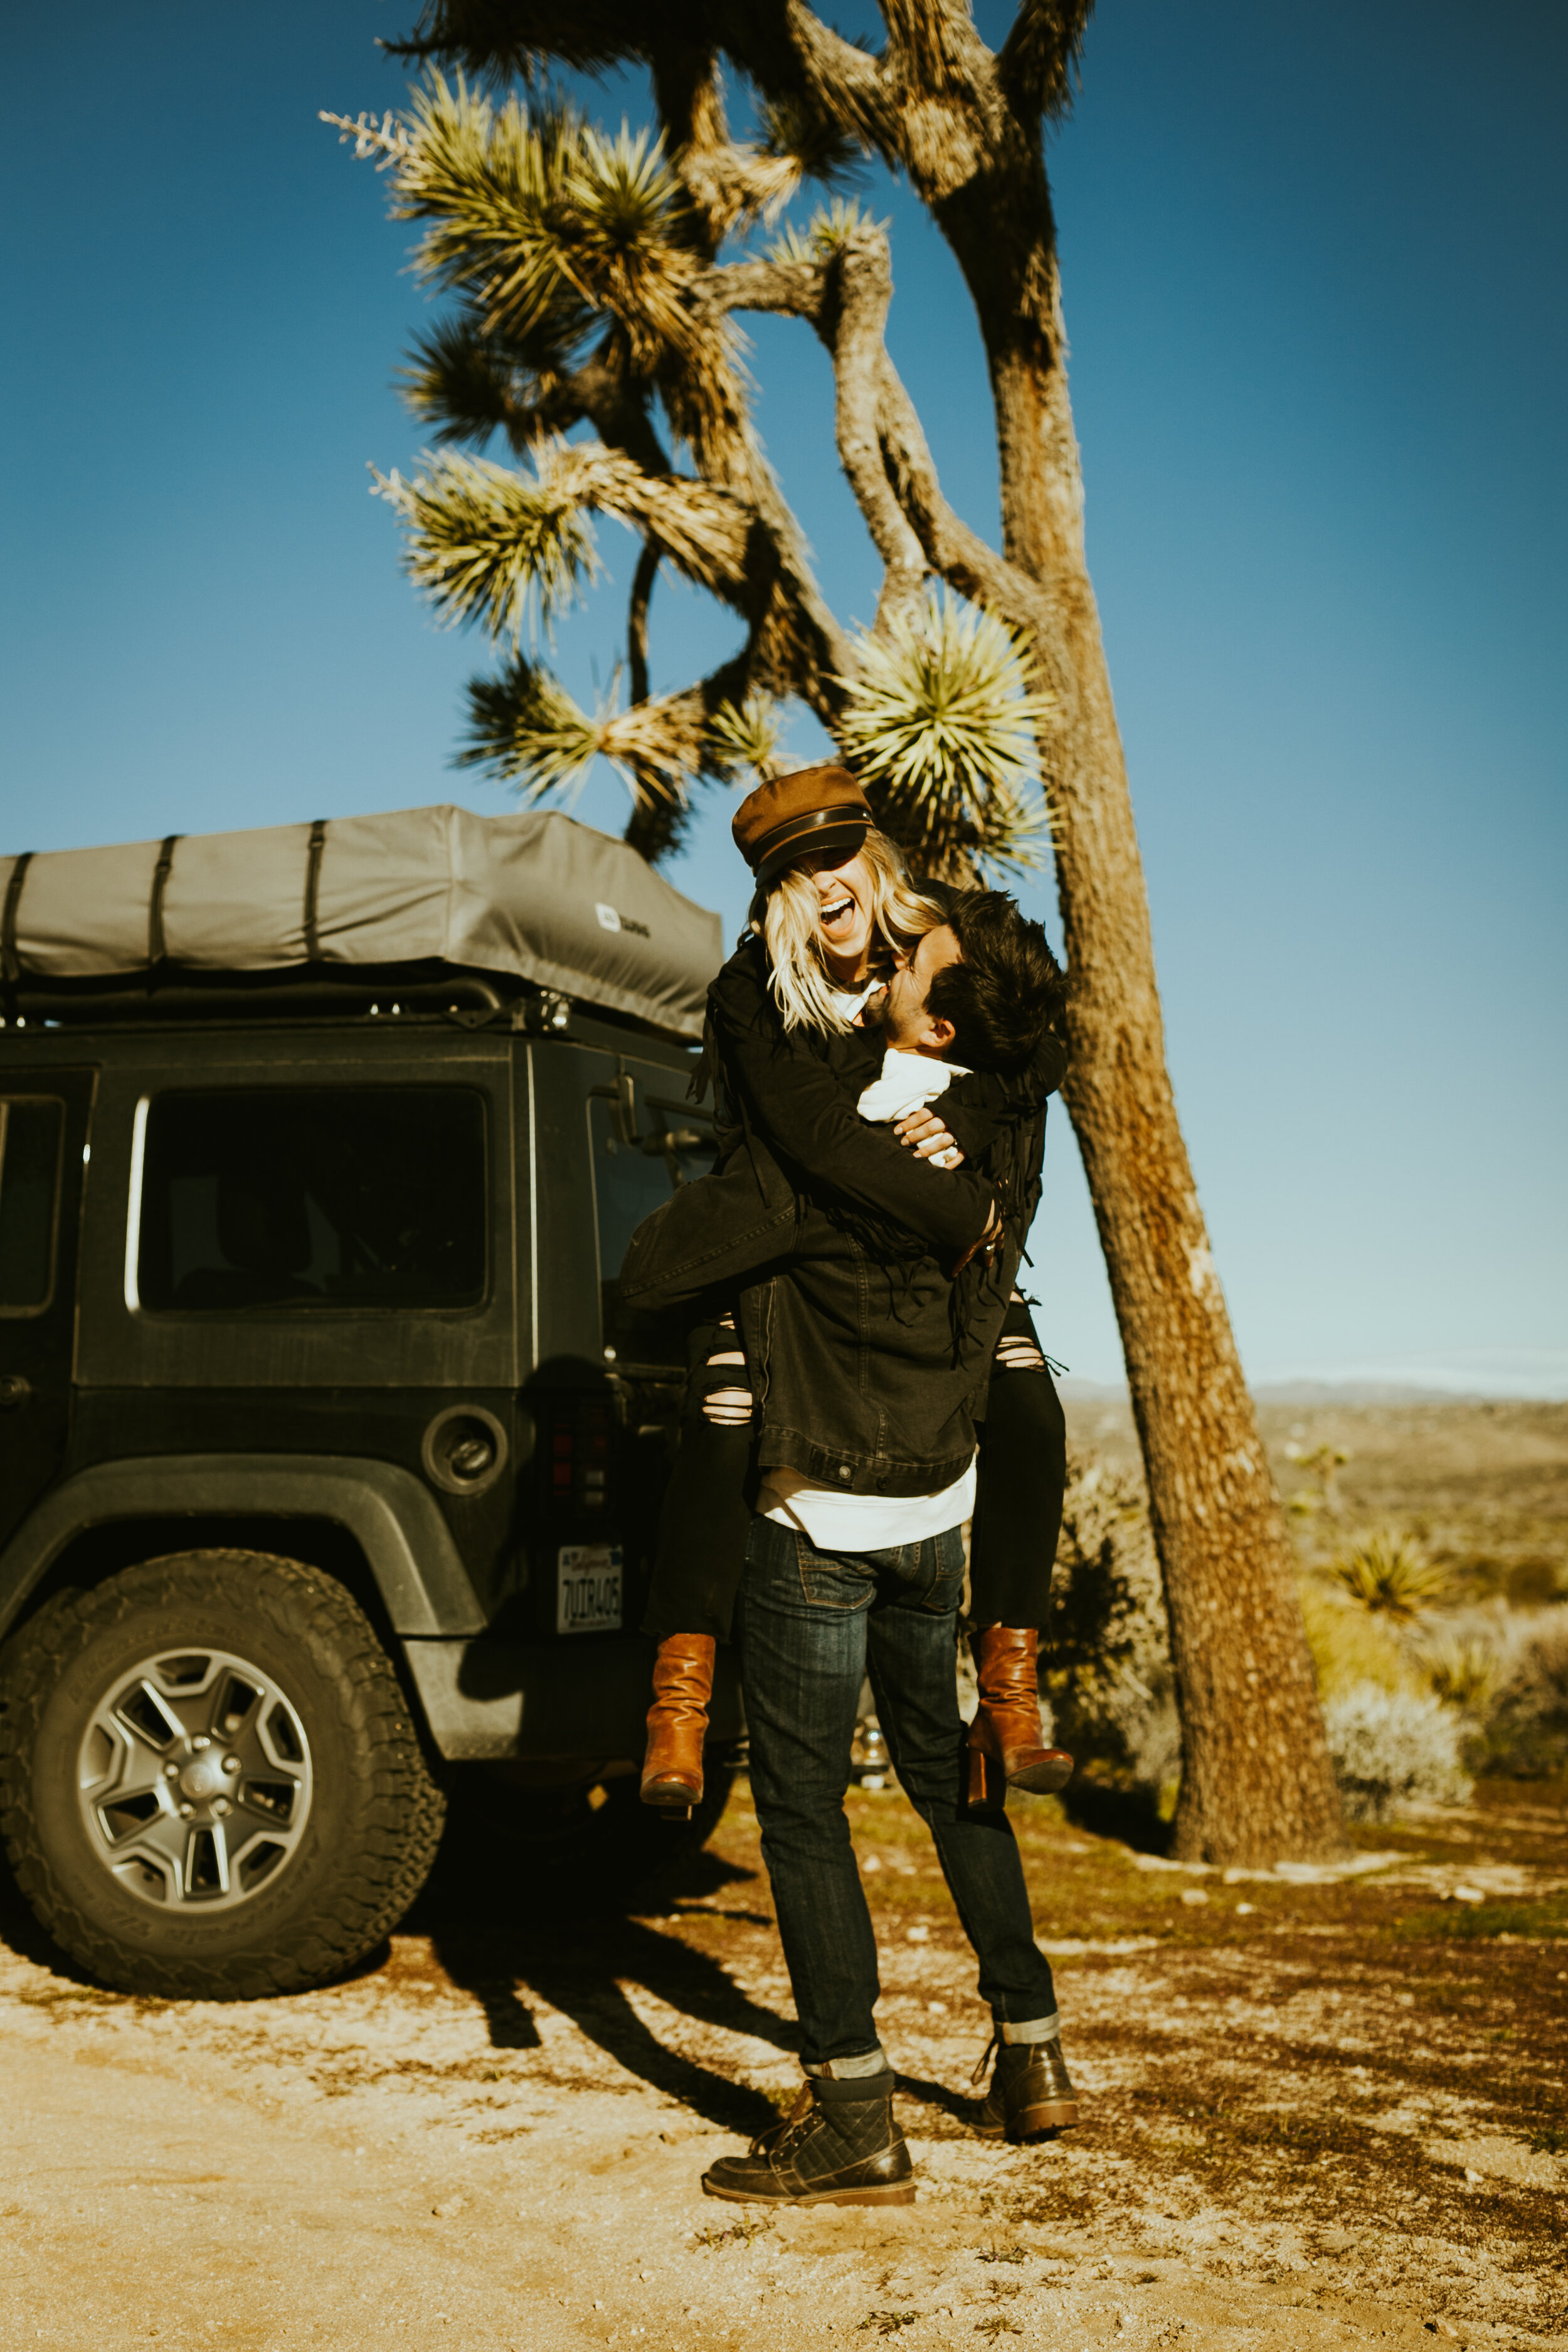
[303,819,327,962]
[148,834,181,966]
[2,854,34,987]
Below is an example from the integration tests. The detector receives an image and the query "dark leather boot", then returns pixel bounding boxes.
[972,2035,1081,2139]
[702,2075,916,2206]
[640,1634,716,1810]
[967,1626,1074,1807]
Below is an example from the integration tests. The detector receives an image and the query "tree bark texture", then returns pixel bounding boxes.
[736,1,1346,1863]
[936,176,1344,1865]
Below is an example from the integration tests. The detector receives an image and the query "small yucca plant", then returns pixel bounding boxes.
[1419,1632,1502,1715]
[836,590,1056,881]
[1328,1528,1453,1625]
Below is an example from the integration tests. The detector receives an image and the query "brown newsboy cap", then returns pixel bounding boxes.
[732,764,872,886]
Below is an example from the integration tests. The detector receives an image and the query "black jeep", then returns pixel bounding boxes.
[0,805,739,1998]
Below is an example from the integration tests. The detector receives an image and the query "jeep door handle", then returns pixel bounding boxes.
[0,1374,32,1411]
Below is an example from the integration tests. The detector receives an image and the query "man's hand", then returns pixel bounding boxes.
[894,1106,964,1165]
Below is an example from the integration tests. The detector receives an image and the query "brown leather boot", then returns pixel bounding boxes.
[967,1626,1074,1808]
[971,2033,1081,2138]
[640,1634,716,1811]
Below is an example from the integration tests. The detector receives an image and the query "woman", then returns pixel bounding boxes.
[627,765,1072,1814]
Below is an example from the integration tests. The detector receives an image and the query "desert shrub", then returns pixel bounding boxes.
[1470,1609,1568,1779]
[1327,1526,1453,1623]
[1415,1628,1503,1715]
[1042,1454,1176,1789]
[1323,1682,1471,1820]
[1298,1577,1421,1701]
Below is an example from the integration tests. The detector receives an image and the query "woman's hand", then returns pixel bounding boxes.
[948,1200,1004,1276]
[894,1106,964,1166]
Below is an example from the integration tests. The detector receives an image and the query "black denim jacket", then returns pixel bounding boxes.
[619,935,1066,1493]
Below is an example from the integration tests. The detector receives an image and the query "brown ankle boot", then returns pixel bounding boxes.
[967,1626,1074,1808]
[640,1634,716,1810]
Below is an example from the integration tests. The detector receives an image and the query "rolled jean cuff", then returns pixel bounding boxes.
[804,2045,889,2081]
[999,2013,1060,2045]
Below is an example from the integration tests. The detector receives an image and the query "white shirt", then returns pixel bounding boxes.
[856,1046,970,1168]
[827,980,882,1022]
[760,1455,977,1551]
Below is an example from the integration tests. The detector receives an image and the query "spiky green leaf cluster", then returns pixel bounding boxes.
[836,591,1056,879]
[386,77,702,370]
[459,654,696,805]
[767,198,879,269]
[373,437,755,646]
[329,72,748,474]
[459,656,781,807]
[371,447,598,640]
[459,655,601,792]
[704,694,783,782]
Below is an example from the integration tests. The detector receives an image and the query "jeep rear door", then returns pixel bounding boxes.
[525,1039,712,1640]
[0,1069,95,1549]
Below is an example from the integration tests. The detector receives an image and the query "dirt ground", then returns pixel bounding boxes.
[3,1767,1564,2352]
[6,1397,1564,2349]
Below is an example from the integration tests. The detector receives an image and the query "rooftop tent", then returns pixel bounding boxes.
[0,805,725,1041]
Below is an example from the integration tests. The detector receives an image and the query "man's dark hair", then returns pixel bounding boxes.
[924,891,1067,1074]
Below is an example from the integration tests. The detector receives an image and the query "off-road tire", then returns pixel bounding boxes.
[0,1550,447,1999]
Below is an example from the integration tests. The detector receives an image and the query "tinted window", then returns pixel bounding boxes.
[0,1099,64,1312]
[586,1064,712,1359]
[137,1089,487,1314]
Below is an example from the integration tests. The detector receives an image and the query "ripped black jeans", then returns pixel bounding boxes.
[640,1295,1067,1641]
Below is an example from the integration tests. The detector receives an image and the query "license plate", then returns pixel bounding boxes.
[556,1544,623,1634]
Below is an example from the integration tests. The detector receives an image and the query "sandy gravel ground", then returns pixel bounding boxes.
[2,1776,1564,2352]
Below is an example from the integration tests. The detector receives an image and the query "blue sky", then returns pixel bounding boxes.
[2,2,1564,1392]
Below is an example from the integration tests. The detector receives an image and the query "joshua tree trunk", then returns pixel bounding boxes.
[1046,436,1340,1863]
[945,198,1343,1860]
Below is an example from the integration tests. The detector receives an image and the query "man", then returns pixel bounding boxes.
[697,891,1079,2208]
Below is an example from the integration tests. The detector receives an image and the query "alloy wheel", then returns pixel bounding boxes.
[76,1645,314,1910]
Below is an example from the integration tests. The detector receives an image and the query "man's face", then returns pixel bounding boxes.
[873,923,963,1055]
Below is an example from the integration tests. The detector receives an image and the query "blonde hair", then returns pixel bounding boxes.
[755,827,943,1036]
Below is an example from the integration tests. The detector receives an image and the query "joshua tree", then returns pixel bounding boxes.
[326,1,1344,1863]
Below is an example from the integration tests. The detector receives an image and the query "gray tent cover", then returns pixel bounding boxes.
[0,805,724,1041]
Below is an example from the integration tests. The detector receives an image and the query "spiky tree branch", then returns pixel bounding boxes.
[626,539,659,707]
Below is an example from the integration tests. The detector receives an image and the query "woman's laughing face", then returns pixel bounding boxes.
[796,847,876,978]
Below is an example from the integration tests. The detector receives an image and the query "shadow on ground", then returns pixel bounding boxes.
[1059,1773,1171,1854]
[405,1767,788,2134]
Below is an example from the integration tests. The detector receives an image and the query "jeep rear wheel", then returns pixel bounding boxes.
[0,1550,446,1998]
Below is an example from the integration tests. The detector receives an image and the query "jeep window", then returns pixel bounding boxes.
[135,1089,487,1313]
[0,1098,65,1314]
[586,1067,712,1358]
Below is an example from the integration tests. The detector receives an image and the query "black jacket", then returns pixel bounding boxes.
[618,933,1066,1493]
[620,933,1064,1306]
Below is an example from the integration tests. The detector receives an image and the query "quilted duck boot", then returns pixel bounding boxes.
[967,1626,1074,1808]
[702,2074,916,2206]
[972,2033,1081,2139]
[640,1634,716,1811]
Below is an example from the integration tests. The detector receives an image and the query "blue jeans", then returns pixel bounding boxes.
[735,1513,1058,2069]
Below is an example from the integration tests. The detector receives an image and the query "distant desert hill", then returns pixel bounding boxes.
[1059,1389,1568,1606]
